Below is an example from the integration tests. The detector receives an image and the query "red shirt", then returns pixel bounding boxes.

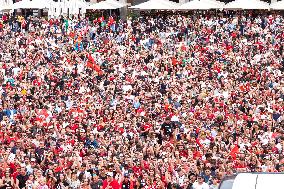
[102,179,120,189]
[132,166,142,176]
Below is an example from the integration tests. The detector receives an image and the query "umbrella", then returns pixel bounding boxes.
[224,0,270,10]
[179,0,224,10]
[270,0,284,10]
[130,0,179,10]
[87,0,125,10]
[12,0,51,9]
[107,0,127,7]
[0,0,13,11]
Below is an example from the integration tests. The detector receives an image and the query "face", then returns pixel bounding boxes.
[72,173,77,179]
[107,175,112,182]
[83,179,89,185]
[29,174,34,180]
[197,177,203,183]
[21,167,26,175]
[5,169,10,177]
[60,174,64,180]
[205,169,211,175]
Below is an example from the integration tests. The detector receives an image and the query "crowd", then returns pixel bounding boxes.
[0,9,283,189]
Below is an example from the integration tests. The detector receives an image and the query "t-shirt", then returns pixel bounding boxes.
[161,121,175,136]
[192,182,210,189]
[102,179,120,189]
[91,180,103,189]
[121,180,131,189]
[16,174,29,189]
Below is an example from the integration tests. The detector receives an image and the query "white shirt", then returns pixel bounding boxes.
[192,182,210,189]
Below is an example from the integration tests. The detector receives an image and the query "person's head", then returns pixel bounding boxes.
[256,166,262,172]
[5,168,10,177]
[90,133,95,140]
[124,174,129,181]
[39,178,46,185]
[204,168,211,176]
[71,172,77,180]
[106,172,113,182]
[212,177,218,185]
[59,173,65,181]
[28,174,34,181]
[20,167,26,175]
[39,141,45,148]
[92,174,99,182]
[149,169,155,176]
[47,170,54,178]
[82,178,89,186]
[197,175,204,184]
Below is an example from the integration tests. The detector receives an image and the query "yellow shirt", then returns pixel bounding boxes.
[18,16,24,23]
[21,89,27,95]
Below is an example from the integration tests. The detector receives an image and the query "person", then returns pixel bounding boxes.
[121,174,132,189]
[192,175,209,189]
[55,173,69,189]
[90,174,103,189]
[0,9,282,189]
[161,117,176,137]
[25,174,35,189]
[80,178,91,189]
[102,172,120,189]
[0,168,14,189]
[15,167,29,189]
[66,171,80,189]
[209,177,219,189]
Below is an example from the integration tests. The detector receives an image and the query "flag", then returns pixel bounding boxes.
[93,18,97,25]
[88,53,94,63]
[86,53,95,69]
[69,31,75,39]
[64,19,69,31]
[75,42,79,51]
[101,21,106,28]
[110,23,116,32]
[36,109,50,123]
[93,64,101,72]
[86,53,101,73]
[98,16,104,23]
[229,145,239,160]
[108,16,114,26]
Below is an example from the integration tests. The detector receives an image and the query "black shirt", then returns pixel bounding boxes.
[16,174,29,189]
[122,180,131,189]
[90,180,103,189]
[161,121,175,136]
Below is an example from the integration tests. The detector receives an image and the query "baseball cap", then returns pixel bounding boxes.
[124,173,129,177]
[106,172,113,177]
[197,174,204,179]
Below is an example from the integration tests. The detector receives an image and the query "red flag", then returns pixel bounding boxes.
[88,53,94,63]
[69,31,75,39]
[108,16,114,26]
[37,109,49,123]
[229,145,239,160]
[93,64,101,72]
[98,16,104,23]
[86,53,101,73]
[86,53,94,69]
[172,58,177,66]
[93,18,97,24]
